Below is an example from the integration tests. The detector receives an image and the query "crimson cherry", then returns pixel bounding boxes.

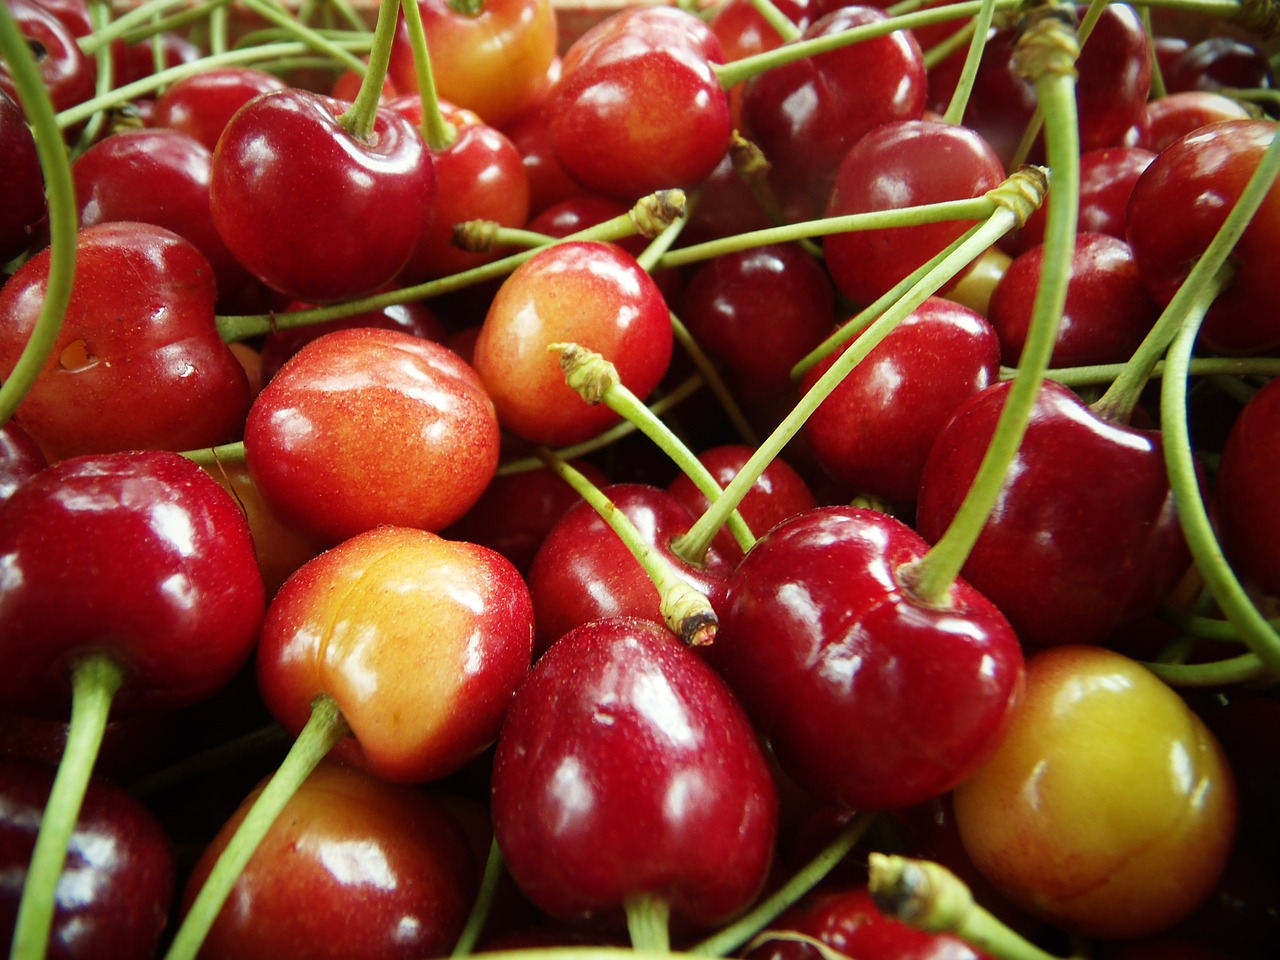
[1213,375,1280,599]
[0,0,94,118]
[717,505,1024,812]
[1142,90,1253,153]
[0,420,44,504]
[0,88,44,263]
[150,66,288,152]
[915,378,1191,651]
[210,88,436,302]
[109,31,201,89]
[490,616,778,935]
[1162,36,1273,95]
[498,87,587,217]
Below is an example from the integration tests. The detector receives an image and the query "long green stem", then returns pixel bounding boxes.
[451,837,505,957]
[336,0,402,139]
[163,696,351,960]
[9,655,124,960]
[239,0,369,74]
[625,894,672,954]
[942,0,998,125]
[397,0,456,149]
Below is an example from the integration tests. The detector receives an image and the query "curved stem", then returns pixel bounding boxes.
[163,696,351,960]
[9,655,124,960]
[398,0,456,149]
[625,894,672,954]
[451,837,505,957]
[0,0,79,428]
[1142,653,1272,687]
[336,0,402,140]
[239,0,369,75]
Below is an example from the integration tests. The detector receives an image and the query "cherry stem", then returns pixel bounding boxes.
[0,0,78,428]
[77,0,227,54]
[163,695,351,960]
[898,4,1080,609]
[1010,356,1280,389]
[744,0,802,43]
[533,449,719,647]
[215,191,682,342]
[672,313,760,447]
[1159,605,1280,641]
[237,0,369,75]
[679,167,1046,567]
[690,812,878,957]
[335,0,401,140]
[179,440,247,468]
[71,1,119,159]
[398,0,457,149]
[626,893,672,954]
[451,837,505,956]
[8,655,123,960]
[941,0,998,125]
[1142,653,1272,687]
[552,342,756,559]
[867,854,1077,960]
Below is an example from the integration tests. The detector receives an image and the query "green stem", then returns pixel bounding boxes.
[163,696,351,960]
[0,0,78,428]
[451,837,505,956]
[899,7,1079,607]
[744,0,802,43]
[626,894,672,954]
[238,0,369,75]
[336,0,402,140]
[941,0,998,125]
[9,655,124,960]
[534,450,719,647]
[1006,356,1280,388]
[179,440,248,469]
[78,0,223,53]
[1159,606,1280,641]
[1142,653,1272,687]
[672,314,759,447]
[691,812,877,957]
[398,0,456,149]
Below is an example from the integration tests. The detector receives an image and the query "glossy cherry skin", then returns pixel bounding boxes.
[0,759,175,960]
[745,885,994,960]
[0,0,95,117]
[526,482,734,654]
[546,6,732,201]
[916,379,1191,651]
[1142,91,1253,153]
[182,759,480,960]
[471,240,673,447]
[491,616,778,927]
[823,120,1006,307]
[988,233,1161,367]
[258,525,534,783]
[0,420,45,504]
[678,242,834,404]
[953,645,1238,940]
[1126,118,1280,355]
[0,221,252,462]
[499,89,588,218]
[0,450,264,718]
[244,327,500,545]
[390,0,558,128]
[1162,36,1274,94]
[0,88,45,263]
[740,5,927,219]
[799,296,1000,506]
[210,88,435,303]
[73,127,251,300]
[1213,375,1280,599]
[717,505,1025,812]
[150,66,288,152]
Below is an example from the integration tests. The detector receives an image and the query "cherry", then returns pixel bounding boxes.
[209,88,436,302]
[0,0,94,118]
[915,378,1191,651]
[545,5,732,201]
[490,616,778,938]
[471,240,673,447]
[0,758,176,960]
[0,87,45,264]
[1142,90,1254,153]
[1126,118,1280,355]
[72,127,252,301]
[0,221,252,462]
[109,31,202,89]
[243,326,500,545]
[150,66,289,153]
[988,232,1161,368]
[739,5,927,219]
[823,119,1005,308]
[182,759,481,960]
[717,505,1024,812]
[1162,36,1274,95]
[498,88,588,217]
[798,296,1001,506]
[1213,375,1280,599]
[953,644,1239,941]
[0,420,45,504]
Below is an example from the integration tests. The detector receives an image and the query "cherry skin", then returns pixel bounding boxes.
[0,420,45,504]
[490,616,778,929]
[915,378,1191,651]
[0,759,176,960]
[1213,375,1280,599]
[1142,90,1253,153]
[545,6,732,201]
[0,450,264,719]
[1126,118,1280,355]
[471,240,673,447]
[182,759,480,960]
[149,66,289,152]
[988,232,1161,368]
[0,221,252,462]
[717,505,1025,812]
[798,296,1001,506]
[210,88,436,303]
[0,0,95,117]
[243,327,500,546]
[953,645,1239,941]
[257,525,535,783]
[1162,36,1274,95]
[0,88,45,263]
[823,119,1005,308]
[498,88,588,218]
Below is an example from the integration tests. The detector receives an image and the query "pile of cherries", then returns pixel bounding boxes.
[2,0,1280,958]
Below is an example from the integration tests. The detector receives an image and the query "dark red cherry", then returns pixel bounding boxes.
[0,88,45,263]
[0,420,45,504]
[150,66,289,152]
[1214,375,1280,599]
[1162,36,1274,94]
[0,0,95,117]
[1142,90,1254,153]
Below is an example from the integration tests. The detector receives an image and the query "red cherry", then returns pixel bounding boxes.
[150,66,288,152]
[0,88,45,263]
[1162,36,1274,94]
[109,31,201,89]
[491,616,778,929]
[209,88,436,302]
[0,0,95,117]
[718,505,1024,812]
[0,420,45,504]
[499,90,587,217]
[1142,90,1254,153]
[1214,375,1280,599]
[243,327,500,545]
[0,221,252,462]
